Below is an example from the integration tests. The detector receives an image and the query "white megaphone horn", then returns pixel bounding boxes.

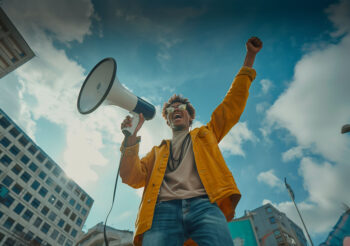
[77,58,155,136]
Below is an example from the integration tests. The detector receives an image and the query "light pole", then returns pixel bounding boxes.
[341,124,350,134]
[284,178,314,246]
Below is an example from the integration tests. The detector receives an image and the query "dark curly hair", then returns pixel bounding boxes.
[162,94,196,126]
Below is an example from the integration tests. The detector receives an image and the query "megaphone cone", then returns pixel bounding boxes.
[77,58,155,135]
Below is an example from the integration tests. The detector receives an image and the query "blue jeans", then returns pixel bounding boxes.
[142,196,234,246]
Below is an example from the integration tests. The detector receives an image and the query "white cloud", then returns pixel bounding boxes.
[282,146,303,162]
[256,102,270,114]
[257,169,284,190]
[260,78,273,94]
[262,0,350,238]
[219,122,257,156]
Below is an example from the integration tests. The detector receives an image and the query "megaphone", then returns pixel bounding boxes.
[77,58,155,136]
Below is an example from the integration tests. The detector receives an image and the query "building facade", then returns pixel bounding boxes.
[76,222,133,246]
[249,203,307,246]
[0,108,93,245]
[0,7,35,78]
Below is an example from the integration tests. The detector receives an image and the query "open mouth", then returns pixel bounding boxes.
[173,113,182,120]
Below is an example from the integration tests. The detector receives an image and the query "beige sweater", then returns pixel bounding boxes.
[158,129,207,201]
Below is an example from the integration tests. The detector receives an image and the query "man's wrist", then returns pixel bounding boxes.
[243,51,256,68]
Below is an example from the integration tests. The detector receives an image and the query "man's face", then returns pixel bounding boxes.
[166,102,191,131]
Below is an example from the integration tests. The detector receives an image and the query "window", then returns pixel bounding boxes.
[61,191,68,199]
[0,116,11,128]
[39,186,48,197]
[81,208,87,216]
[2,194,14,207]
[3,217,15,229]
[11,164,22,175]
[266,206,272,213]
[64,207,71,216]
[55,185,62,194]
[80,193,86,202]
[0,232,4,243]
[23,192,32,202]
[76,217,82,227]
[0,154,12,166]
[24,230,34,241]
[13,203,25,215]
[31,180,40,190]
[9,145,20,156]
[75,203,81,212]
[269,216,276,224]
[58,235,66,245]
[48,211,57,221]
[4,237,16,246]
[14,223,24,233]
[38,170,47,180]
[69,198,76,206]
[11,183,23,195]
[55,200,63,210]
[20,154,30,164]
[41,222,51,234]
[65,239,73,246]
[22,209,34,221]
[20,171,31,183]
[18,135,29,147]
[64,224,71,233]
[28,145,38,155]
[70,213,77,222]
[46,177,54,187]
[67,181,74,190]
[36,152,45,163]
[58,219,64,228]
[53,166,62,177]
[9,127,20,137]
[45,160,54,170]
[74,187,81,197]
[0,136,10,147]
[2,175,14,187]
[50,229,59,240]
[48,194,56,204]
[71,229,77,238]
[29,162,38,172]
[31,198,41,208]
[33,217,43,228]
[41,206,49,216]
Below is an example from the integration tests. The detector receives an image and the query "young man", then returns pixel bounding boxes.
[120,37,262,246]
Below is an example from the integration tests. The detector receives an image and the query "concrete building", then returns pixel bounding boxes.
[0,108,94,245]
[0,7,35,78]
[248,203,307,246]
[76,222,133,246]
[320,207,350,246]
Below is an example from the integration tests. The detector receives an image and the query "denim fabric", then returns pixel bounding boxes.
[142,196,234,246]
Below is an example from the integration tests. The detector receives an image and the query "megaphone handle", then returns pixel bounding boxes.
[122,112,140,137]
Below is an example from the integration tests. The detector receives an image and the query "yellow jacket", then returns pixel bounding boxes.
[120,67,256,246]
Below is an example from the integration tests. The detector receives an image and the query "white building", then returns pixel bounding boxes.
[76,222,133,246]
[0,108,93,245]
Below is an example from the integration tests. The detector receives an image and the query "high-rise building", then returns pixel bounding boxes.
[0,108,94,246]
[76,222,133,246]
[0,7,35,78]
[250,203,307,246]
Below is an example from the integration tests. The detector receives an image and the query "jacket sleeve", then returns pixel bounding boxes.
[207,66,256,143]
[119,142,155,189]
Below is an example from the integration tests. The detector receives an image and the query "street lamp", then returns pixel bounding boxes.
[284,178,314,246]
[341,124,350,134]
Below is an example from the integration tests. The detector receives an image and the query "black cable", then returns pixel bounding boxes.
[103,136,128,246]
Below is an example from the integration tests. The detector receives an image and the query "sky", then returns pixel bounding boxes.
[1,0,350,245]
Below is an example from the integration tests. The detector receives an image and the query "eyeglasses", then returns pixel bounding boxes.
[166,104,187,114]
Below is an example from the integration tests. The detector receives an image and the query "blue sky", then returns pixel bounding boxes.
[1,0,350,244]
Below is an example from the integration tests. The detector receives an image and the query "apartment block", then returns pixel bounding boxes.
[0,108,93,245]
[0,7,35,78]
